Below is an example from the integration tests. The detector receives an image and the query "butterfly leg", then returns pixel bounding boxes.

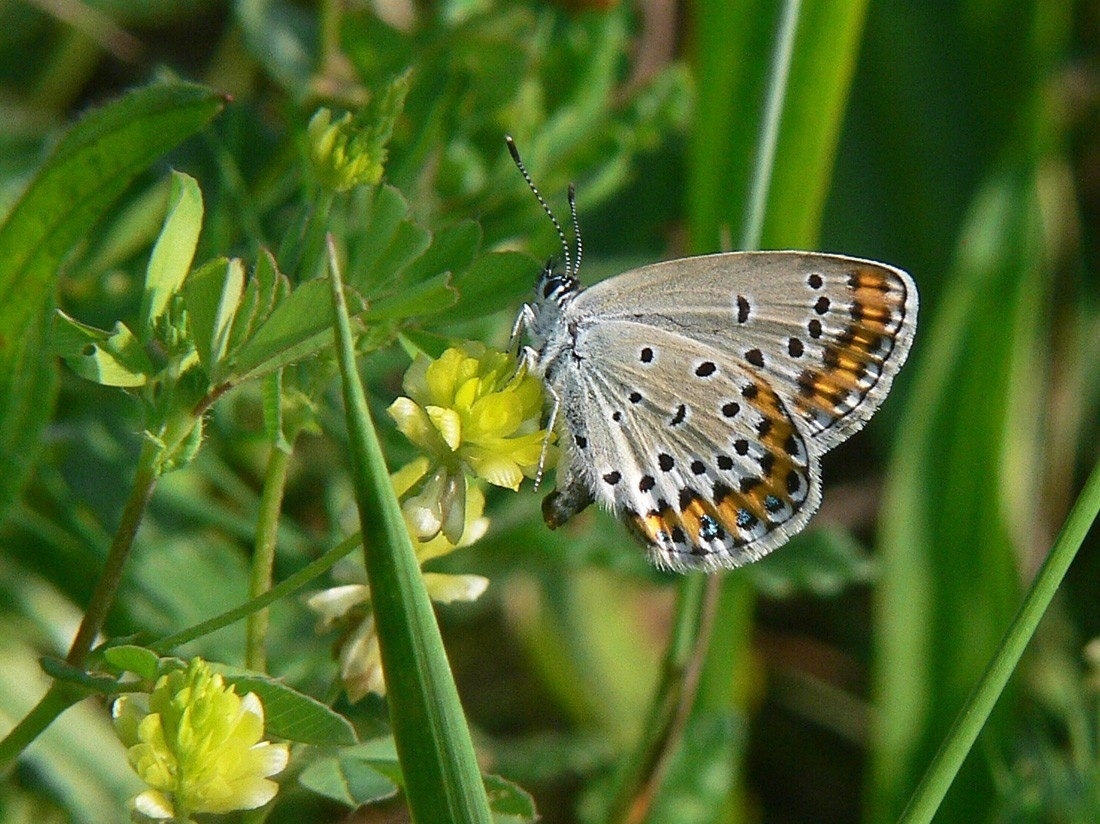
[532,382,560,492]
[508,303,535,359]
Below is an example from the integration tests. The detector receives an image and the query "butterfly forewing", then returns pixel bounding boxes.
[572,252,918,450]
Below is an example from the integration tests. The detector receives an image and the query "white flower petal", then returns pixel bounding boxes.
[340,617,386,700]
[249,741,290,778]
[423,573,489,604]
[230,777,280,811]
[132,789,175,819]
[306,584,371,625]
[239,691,265,724]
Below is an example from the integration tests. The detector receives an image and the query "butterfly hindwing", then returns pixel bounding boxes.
[545,321,821,571]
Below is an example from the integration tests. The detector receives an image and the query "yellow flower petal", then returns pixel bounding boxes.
[462,446,524,490]
[115,659,287,817]
[424,347,464,405]
[401,351,432,402]
[388,397,448,455]
[426,405,462,451]
[465,392,523,440]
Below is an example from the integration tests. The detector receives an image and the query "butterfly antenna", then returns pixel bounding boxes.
[506,135,572,277]
[567,183,582,275]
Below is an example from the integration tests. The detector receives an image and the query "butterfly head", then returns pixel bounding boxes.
[535,259,579,306]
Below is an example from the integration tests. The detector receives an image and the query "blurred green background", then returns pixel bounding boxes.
[0,0,1098,822]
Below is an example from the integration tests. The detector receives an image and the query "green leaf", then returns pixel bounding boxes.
[230,278,346,382]
[446,251,537,322]
[399,220,482,287]
[181,256,245,379]
[0,80,224,523]
[484,774,538,823]
[645,713,742,823]
[348,185,427,292]
[215,668,358,746]
[225,248,289,362]
[365,272,458,322]
[39,657,119,695]
[102,645,160,680]
[140,170,204,337]
[298,744,400,807]
[225,275,261,359]
[370,219,433,290]
[53,311,153,387]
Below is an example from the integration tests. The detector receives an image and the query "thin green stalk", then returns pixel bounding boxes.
[245,444,294,671]
[606,574,722,824]
[740,0,802,253]
[0,437,160,768]
[0,686,78,771]
[66,436,160,667]
[327,238,492,822]
[151,531,361,653]
[898,455,1100,823]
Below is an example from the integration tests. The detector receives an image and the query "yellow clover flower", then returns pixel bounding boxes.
[307,71,409,192]
[387,344,549,542]
[306,459,491,701]
[112,659,289,821]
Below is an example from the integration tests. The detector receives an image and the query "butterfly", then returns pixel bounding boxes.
[507,137,918,572]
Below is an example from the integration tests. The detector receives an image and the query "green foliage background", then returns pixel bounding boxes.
[0,0,1097,822]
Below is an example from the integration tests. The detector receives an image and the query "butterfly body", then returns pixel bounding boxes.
[521,250,918,573]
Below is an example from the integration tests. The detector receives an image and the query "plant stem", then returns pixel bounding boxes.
[298,189,336,282]
[151,531,361,654]
[66,436,160,667]
[898,455,1100,823]
[245,443,294,672]
[606,573,722,823]
[0,436,161,768]
[0,685,78,770]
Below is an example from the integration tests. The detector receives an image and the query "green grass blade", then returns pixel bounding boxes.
[898,455,1100,823]
[740,0,802,251]
[759,0,869,248]
[690,0,869,255]
[327,242,492,823]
